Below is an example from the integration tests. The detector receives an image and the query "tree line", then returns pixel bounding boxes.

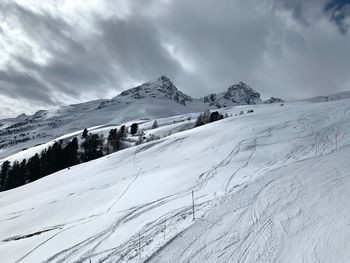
[195,110,227,127]
[0,110,230,192]
[0,123,138,192]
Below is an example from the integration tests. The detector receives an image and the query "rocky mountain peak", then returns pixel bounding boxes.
[117,75,193,105]
[224,82,261,103]
[201,82,262,108]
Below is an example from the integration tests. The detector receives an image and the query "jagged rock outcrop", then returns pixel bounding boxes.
[264,97,284,104]
[118,75,193,106]
[201,82,262,108]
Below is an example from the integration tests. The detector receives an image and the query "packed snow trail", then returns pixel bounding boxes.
[147,146,350,263]
[1,100,350,262]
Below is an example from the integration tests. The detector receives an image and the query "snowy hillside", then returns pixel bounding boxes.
[0,76,205,160]
[0,77,268,160]
[305,90,350,103]
[1,98,350,263]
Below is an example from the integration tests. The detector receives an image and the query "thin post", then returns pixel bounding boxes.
[138,233,141,260]
[335,133,338,151]
[164,218,166,240]
[192,190,195,221]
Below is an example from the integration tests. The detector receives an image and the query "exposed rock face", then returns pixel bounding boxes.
[264,97,284,104]
[118,75,193,106]
[201,82,262,108]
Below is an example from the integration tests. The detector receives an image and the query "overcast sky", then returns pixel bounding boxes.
[0,0,349,118]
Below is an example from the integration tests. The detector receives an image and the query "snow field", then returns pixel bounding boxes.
[0,99,350,262]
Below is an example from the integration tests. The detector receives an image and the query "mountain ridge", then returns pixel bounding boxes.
[0,75,273,159]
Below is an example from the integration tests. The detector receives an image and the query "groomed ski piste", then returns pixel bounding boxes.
[1,98,350,263]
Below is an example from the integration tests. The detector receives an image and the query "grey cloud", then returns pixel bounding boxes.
[98,17,181,81]
[325,0,350,34]
[0,68,54,104]
[274,0,350,34]
[0,0,350,118]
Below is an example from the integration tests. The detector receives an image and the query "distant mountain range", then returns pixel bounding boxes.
[0,75,281,158]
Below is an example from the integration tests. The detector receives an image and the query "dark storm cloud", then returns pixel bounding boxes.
[274,0,350,34]
[325,0,350,34]
[0,0,350,118]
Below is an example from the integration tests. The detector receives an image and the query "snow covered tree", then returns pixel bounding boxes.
[195,113,204,127]
[202,110,211,123]
[152,120,159,129]
[136,134,143,145]
[118,125,127,140]
[130,123,139,136]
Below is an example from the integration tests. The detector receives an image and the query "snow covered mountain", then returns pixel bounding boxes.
[0,77,268,160]
[117,75,193,105]
[1,98,350,263]
[200,82,263,108]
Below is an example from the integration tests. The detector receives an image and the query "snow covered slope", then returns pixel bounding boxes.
[1,98,350,263]
[305,90,350,103]
[0,76,207,160]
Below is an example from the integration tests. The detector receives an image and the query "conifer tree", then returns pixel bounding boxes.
[118,125,127,140]
[0,161,11,190]
[5,161,21,189]
[209,111,223,123]
[82,128,88,139]
[63,137,79,166]
[108,129,120,152]
[27,153,42,182]
[130,123,139,136]
[19,159,29,184]
[81,134,104,161]
[202,110,211,123]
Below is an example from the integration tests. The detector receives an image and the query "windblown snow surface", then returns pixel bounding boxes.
[1,99,350,263]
